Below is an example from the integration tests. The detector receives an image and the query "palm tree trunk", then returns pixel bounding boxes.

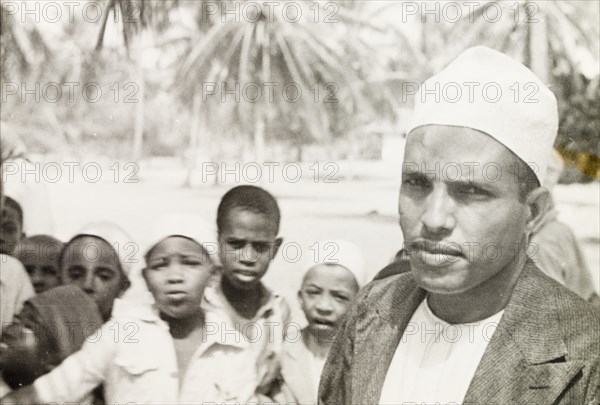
[527,0,549,83]
[184,93,201,187]
[131,53,145,162]
[254,112,265,164]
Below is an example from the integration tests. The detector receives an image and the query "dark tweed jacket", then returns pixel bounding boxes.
[319,260,600,405]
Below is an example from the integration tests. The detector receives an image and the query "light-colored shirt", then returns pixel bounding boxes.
[275,327,329,405]
[201,274,291,396]
[0,254,34,338]
[379,298,504,405]
[33,299,271,404]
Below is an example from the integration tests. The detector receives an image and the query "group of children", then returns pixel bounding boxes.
[0,184,366,404]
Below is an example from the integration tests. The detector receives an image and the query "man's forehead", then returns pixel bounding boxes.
[402,125,529,185]
[406,126,516,163]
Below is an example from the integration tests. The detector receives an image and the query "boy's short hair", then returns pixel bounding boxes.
[217,185,281,233]
[3,195,24,227]
[16,234,64,262]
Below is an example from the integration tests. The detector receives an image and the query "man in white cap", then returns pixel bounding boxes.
[319,46,599,404]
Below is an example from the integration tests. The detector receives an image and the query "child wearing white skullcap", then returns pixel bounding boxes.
[274,239,366,404]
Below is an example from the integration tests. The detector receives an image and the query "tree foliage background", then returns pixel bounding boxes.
[1,0,598,181]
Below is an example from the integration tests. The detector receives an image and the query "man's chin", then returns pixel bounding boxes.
[411,265,473,295]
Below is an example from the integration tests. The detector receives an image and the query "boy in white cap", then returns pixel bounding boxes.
[319,46,599,405]
[58,221,134,320]
[274,240,366,404]
[0,214,276,404]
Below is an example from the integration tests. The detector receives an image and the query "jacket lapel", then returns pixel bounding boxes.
[464,261,584,404]
[352,275,426,404]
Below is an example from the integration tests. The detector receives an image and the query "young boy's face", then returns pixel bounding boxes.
[143,236,215,319]
[17,240,62,294]
[61,236,127,319]
[218,208,282,290]
[0,203,24,255]
[299,264,359,337]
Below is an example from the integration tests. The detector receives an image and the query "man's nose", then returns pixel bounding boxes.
[421,186,455,236]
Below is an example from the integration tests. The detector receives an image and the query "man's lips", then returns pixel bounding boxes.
[406,240,464,257]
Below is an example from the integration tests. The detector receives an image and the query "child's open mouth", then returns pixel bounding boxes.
[233,270,259,282]
[312,318,336,328]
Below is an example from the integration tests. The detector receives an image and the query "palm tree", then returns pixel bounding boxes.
[95,0,179,162]
[174,0,393,166]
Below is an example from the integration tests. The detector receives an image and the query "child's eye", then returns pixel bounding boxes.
[182,259,203,267]
[149,257,168,269]
[227,240,246,250]
[334,294,350,302]
[68,267,84,279]
[96,269,116,281]
[252,242,271,253]
[42,266,57,276]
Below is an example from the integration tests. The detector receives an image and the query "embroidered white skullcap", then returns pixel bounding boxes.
[303,239,367,287]
[406,46,559,184]
[73,221,137,276]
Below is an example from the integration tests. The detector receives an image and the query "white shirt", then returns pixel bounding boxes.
[0,254,34,339]
[34,299,267,404]
[379,298,504,405]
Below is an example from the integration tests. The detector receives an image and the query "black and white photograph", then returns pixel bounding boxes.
[0,1,598,404]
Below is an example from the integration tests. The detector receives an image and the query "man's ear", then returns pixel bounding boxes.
[271,237,283,259]
[524,187,552,236]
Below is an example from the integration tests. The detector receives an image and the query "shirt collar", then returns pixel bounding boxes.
[203,273,278,321]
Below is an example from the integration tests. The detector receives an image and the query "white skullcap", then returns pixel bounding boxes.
[121,214,218,306]
[303,239,367,288]
[141,213,218,259]
[407,46,558,184]
[74,221,137,276]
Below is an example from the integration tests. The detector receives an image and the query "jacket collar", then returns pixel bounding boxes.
[464,260,584,403]
[354,259,583,404]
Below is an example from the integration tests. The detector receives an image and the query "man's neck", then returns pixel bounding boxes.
[427,255,527,324]
[221,276,264,320]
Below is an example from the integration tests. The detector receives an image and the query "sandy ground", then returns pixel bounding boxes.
[35,158,599,323]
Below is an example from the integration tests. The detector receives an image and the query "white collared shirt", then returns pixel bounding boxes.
[379,298,504,405]
[0,254,34,339]
[201,274,292,394]
[34,299,266,404]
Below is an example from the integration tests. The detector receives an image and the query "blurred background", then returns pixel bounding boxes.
[1,0,598,318]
